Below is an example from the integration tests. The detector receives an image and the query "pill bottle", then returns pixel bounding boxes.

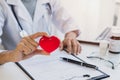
[109,27,120,54]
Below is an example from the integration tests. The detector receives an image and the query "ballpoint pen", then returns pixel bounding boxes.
[62,48,110,80]
[61,57,98,69]
[61,57,110,80]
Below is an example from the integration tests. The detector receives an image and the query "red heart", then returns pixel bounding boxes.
[39,36,60,53]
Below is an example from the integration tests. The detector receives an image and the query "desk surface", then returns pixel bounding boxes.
[0,43,120,80]
[0,62,29,80]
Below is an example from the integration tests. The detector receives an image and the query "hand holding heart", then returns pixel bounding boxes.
[11,31,80,63]
[12,32,49,62]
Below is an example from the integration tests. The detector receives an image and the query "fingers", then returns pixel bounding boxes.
[23,37,38,47]
[67,39,72,53]
[62,39,81,55]
[72,40,81,55]
[16,37,38,55]
[72,39,77,54]
[16,42,31,55]
[22,50,50,60]
[21,39,36,54]
[17,32,48,55]
[14,32,50,61]
[72,40,82,55]
[29,32,48,39]
[78,43,82,54]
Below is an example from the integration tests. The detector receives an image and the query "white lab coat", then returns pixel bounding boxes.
[0,0,79,51]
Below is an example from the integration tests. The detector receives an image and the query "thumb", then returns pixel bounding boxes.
[34,49,50,55]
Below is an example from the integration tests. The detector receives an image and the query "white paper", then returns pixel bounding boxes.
[19,49,103,80]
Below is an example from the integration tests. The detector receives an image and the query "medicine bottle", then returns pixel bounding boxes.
[109,27,120,54]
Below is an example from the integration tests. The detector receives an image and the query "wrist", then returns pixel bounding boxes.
[65,30,80,38]
[9,50,22,62]
[5,50,18,62]
[0,50,15,64]
[0,49,23,64]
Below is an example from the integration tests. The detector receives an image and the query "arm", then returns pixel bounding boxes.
[0,50,16,64]
[0,5,49,64]
[0,5,10,64]
[50,0,81,54]
[0,32,49,64]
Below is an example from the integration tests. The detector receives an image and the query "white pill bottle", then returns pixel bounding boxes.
[109,27,120,54]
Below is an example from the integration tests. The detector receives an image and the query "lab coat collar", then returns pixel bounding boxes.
[6,0,20,5]
[6,0,32,24]
[6,0,50,5]
[6,0,50,23]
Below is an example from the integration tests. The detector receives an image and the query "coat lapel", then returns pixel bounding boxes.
[6,0,50,24]
[6,0,32,24]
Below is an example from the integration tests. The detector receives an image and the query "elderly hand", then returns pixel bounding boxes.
[60,31,81,55]
[11,32,49,62]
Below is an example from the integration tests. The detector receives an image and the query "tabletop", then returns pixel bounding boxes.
[0,42,120,80]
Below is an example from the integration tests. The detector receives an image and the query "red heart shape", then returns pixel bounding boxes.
[39,36,60,53]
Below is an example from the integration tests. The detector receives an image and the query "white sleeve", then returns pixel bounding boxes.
[0,5,6,52]
[50,0,80,34]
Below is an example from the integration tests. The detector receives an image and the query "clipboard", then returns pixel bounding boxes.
[70,54,110,80]
[16,48,110,80]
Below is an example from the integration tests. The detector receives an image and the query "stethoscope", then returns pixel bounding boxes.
[11,5,28,38]
[11,3,52,38]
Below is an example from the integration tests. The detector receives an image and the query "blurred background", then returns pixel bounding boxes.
[55,0,120,41]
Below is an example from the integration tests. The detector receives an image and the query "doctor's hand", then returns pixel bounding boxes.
[11,32,49,62]
[60,31,81,55]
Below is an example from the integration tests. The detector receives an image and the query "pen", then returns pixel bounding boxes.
[61,57,98,69]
